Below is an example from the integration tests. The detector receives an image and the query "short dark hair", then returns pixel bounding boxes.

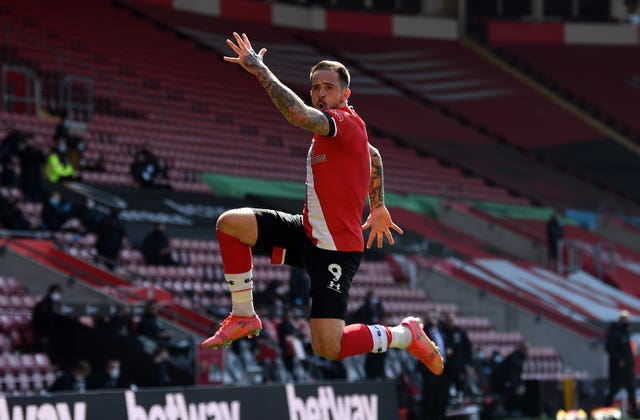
[310,60,350,89]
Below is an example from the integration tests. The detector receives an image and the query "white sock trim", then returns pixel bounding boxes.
[225,271,253,292]
[367,325,389,353]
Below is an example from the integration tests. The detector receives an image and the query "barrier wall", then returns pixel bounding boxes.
[0,381,399,420]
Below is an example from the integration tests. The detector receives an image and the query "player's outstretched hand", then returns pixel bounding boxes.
[361,205,404,249]
[223,32,267,76]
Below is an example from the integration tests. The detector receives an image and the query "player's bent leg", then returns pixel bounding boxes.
[202,208,262,350]
[310,318,345,360]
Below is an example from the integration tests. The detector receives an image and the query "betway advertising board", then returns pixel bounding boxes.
[0,381,398,420]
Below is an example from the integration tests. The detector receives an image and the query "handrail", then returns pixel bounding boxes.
[2,231,211,336]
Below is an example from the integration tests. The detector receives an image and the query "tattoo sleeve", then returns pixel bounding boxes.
[253,64,329,135]
[368,144,384,209]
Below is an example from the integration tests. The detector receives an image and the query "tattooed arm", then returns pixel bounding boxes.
[362,144,404,248]
[368,144,384,209]
[223,32,330,135]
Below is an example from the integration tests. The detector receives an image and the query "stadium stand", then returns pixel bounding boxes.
[1,0,640,417]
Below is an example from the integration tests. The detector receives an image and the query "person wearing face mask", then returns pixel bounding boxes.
[419,312,449,420]
[44,137,76,183]
[89,358,125,389]
[50,360,92,393]
[17,133,46,203]
[31,284,63,352]
[41,190,72,231]
[605,310,639,417]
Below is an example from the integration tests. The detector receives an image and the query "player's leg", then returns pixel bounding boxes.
[306,248,443,374]
[202,208,260,349]
[202,209,303,349]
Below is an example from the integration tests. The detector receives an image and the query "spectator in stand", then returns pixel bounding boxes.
[349,289,388,380]
[41,190,72,231]
[491,341,528,416]
[137,300,173,353]
[0,129,24,187]
[254,279,286,317]
[605,309,639,417]
[141,223,177,266]
[288,267,310,312]
[95,208,127,270]
[76,197,103,233]
[54,111,82,145]
[49,359,91,393]
[31,284,63,351]
[0,194,31,230]
[151,346,172,386]
[66,137,105,173]
[546,212,564,272]
[441,312,474,399]
[104,305,135,340]
[277,307,307,377]
[130,144,168,188]
[17,133,46,203]
[89,358,125,390]
[419,311,448,420]
[44,137,76,183]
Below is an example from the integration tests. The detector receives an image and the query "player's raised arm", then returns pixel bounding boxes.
[361,144,404,249]
[224,32,330,136]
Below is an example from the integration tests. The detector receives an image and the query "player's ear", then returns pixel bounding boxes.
[341,87,351,102]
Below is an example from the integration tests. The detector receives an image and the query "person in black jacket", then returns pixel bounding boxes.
[31,284,63,351]
[350,290,387,380]
[0,130,24,186]
[95,208,127,269]
[141,223,176,265]
[441,312,474,398]
[41,191,72,231]
[605,310,639,417]
[491,341,528,416]
[49,360,91,393]
[419,312,449,420]
[546,212,564,272]
[17,133,45,203]
[89,358,125,390]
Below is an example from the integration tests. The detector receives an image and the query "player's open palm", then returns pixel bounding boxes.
[223,32,267,76]
[362,205,404,249]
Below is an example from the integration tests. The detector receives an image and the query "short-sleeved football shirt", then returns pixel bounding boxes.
[302,106,370,252]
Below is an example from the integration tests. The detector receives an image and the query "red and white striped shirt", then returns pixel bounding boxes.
[302,106,370,252]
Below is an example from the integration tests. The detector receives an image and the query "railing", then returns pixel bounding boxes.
[2,22,167,123]
[1,64,41,115]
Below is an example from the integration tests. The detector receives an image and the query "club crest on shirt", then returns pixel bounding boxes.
[310,153,327,165]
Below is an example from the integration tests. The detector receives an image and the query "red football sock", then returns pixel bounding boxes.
[335,324,392,360]
[217,230,252,274]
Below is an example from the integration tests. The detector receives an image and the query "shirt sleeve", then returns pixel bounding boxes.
[321,111,338,137]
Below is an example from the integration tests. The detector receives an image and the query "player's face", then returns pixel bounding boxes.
[310,69,350,110]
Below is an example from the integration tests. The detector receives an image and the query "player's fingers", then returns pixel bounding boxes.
[241,33,251,48]
[366,233,374,249]
[232,32,246,49]
[258,48,267,58]
[223,56,239,63]
[385,230,395,245]
[377,232,383,248]
[226,38,241,54]
[391,223,404,235]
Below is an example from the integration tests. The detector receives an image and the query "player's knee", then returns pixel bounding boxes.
[216,208,252,232]
[216,210,237,232]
